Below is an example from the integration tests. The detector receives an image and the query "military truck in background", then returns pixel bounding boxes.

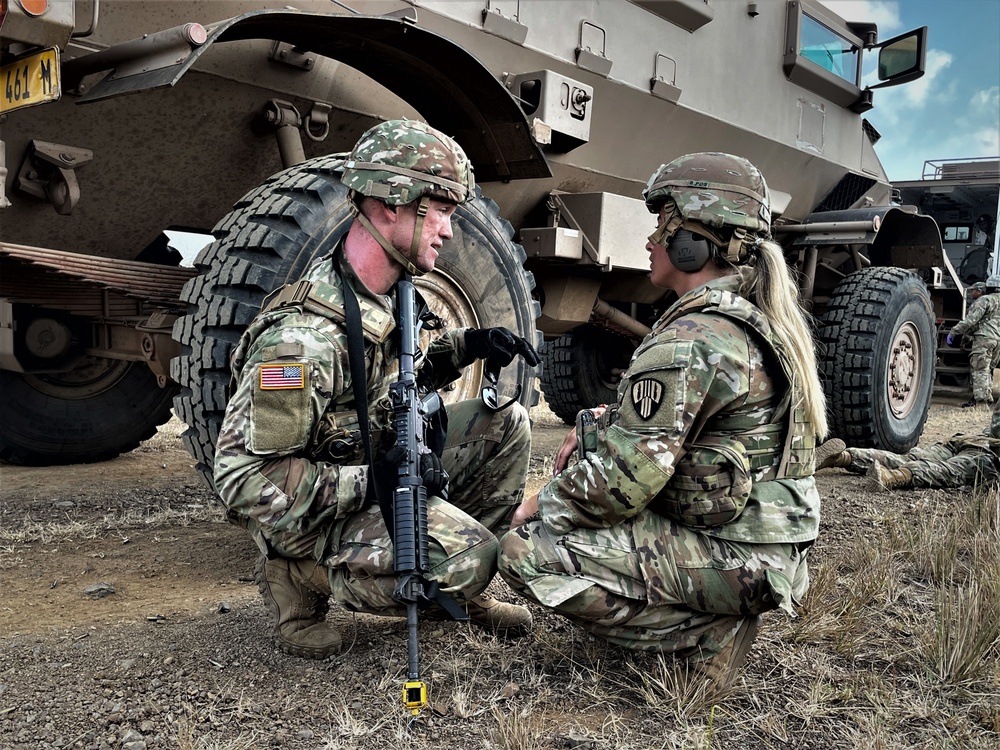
[893,157,1000,397]
[894,158,999,286]
[1,0,963,483]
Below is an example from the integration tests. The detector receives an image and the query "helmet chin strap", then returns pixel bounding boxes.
[349,197,430,277]
[410,196,430,266]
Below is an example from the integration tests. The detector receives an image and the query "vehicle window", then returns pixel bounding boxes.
[799,13,859,84]
[782,1,865,108]
[942,226,971,242]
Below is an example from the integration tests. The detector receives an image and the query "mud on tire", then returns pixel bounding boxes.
[170,155,539,486]
[817,267,935,452]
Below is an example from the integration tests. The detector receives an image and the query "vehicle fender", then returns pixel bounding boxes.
[789,205,963,317]
[62,8,550,182]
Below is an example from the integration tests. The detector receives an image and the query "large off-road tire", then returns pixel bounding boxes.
[817,267,935,452]
[0,359,176,465]
[540,325,636,424]
[171,154,539,485]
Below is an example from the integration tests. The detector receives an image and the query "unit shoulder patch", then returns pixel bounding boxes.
[631,377,665,420]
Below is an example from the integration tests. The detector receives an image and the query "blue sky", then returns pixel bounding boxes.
[823,0,1000,181]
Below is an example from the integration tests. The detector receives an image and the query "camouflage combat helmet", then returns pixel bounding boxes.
[971,281,988,293]
[986,274,1000,291]
[342,119,474,206]
[641,153,771,266]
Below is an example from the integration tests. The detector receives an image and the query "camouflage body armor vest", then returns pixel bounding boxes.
[647,284,816,528]
[229,265,398,465]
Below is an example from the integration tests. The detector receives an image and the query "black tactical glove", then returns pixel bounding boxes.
[465,327,540,368]
[371,446,449,498]
[419,452,449,498]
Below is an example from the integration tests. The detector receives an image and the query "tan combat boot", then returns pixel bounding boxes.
[815,438,851,470]
[255,555,343,659]
[865,462,913,492]
[465,594,533,637]
[689,615,760,688]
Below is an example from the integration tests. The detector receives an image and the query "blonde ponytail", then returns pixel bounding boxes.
[738,240,829,438]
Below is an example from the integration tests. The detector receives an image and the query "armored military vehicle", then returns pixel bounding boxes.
[1,0,962,482]
[893,157,1000,397]
[894,158,998,287]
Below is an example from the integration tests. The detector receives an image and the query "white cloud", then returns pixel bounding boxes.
[820,0,901,32]
[902,48,953,107]
[935,127,1000,160]
[970,126,999,154]
[865,46,953,123]
[969,86,1000,117]
[165,230,214,267]
[860,2,999,181]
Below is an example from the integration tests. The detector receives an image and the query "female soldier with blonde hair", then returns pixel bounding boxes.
[500,152,827,685]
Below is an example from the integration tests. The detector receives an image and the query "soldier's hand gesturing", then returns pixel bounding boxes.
[465,327,540,368]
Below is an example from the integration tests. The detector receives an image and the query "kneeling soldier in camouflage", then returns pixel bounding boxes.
[499,153,828,687]
[215,120,538,658]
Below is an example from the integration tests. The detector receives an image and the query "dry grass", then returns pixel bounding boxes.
[0,503,220,546]
[4,407,999,749]
[917,491,1000,685]
[378,482,1000,749]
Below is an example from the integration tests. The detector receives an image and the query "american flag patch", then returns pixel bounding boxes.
[259,364,305,390]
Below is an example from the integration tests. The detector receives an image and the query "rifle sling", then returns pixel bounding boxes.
[339,270,396,542]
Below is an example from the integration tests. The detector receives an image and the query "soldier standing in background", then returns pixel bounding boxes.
[974,213,996,250]
[214,120,539,659]
[498,153,828,687]
[948,278,1000,407]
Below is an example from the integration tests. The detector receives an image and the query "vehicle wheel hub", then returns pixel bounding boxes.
[887,322,920,418]
[25,356,130,400]
[415,268,482,404]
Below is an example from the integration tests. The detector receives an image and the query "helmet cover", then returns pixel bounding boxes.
[341,119,474,206]
[642,152,771,235]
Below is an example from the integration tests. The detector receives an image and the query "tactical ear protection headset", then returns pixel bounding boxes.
[667,229,713,272]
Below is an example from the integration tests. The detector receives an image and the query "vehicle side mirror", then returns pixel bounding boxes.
[850,26,927,113]
[873,26,927,88]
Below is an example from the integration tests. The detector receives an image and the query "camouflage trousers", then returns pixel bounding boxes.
[275,399,530,616]
[845,441,1000,489]
[969,335,1000,402]
[498,513,809,658]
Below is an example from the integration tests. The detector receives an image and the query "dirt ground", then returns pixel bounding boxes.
[0,397,995,749]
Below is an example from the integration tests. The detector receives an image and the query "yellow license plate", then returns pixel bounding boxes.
[1,47,61,114]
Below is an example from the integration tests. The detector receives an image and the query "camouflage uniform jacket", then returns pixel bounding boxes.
[951,292,1000,340]
[945,433,1000,454]
[539,272,820,545]
[214,249,473,556]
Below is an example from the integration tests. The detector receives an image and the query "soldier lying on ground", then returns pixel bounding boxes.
[816,402,1000,491]
[498,152,829,687]
[214,120,539,659]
